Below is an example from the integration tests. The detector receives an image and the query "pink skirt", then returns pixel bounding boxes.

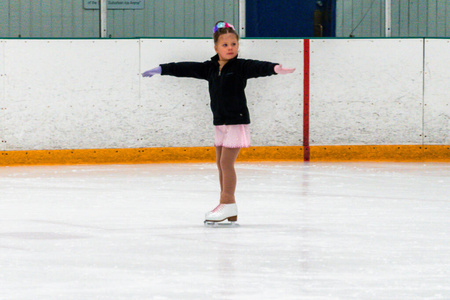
[214,125,251,148]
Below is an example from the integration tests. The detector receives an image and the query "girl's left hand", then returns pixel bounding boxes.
[142,66,162,78]
[274,65,296,74]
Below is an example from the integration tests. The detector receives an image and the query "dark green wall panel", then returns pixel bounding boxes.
[0,0,239,38]
[336,0,450,37]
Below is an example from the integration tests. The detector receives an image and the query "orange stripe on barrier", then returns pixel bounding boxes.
[311,145,450,162]
[0,145,448,166]
[0,146,304,166]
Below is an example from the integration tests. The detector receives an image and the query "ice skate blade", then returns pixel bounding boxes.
[204,221,240,228]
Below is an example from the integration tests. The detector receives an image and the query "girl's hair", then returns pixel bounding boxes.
[213,21,239,44]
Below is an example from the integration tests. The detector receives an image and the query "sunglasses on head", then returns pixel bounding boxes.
[213,22,235,33]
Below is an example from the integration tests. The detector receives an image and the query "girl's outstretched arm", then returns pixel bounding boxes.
[159,62,208,80]
[274,65,296,74]
[143,62,208,80]
[241,60,294,79]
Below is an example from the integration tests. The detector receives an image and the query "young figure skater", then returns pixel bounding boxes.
[142,21,295,224]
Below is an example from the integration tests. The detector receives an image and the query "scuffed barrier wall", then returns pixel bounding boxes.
[139,39,213,148]
[240,39,303,147]
[0,38,448,154]
[310,39,425,146]
[0,40,5,149]
[139,39,304,148]
[0,38,303,151]
[1,39,141,150]
[424,39,450,145]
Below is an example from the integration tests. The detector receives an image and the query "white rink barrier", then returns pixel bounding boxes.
[0,38,448,151]
[310,39,449,146]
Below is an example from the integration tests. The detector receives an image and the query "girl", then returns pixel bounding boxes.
[142,21,295,225]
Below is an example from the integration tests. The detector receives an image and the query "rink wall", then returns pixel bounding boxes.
[0,38,449,165]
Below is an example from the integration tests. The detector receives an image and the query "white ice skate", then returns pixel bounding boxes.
[204,203,239,227]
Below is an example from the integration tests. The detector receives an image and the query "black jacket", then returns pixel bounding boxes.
[160,54,278,125]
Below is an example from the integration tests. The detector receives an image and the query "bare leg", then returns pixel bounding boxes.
[218,147,241,204]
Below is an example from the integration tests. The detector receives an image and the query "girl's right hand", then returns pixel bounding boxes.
[142,66,162,78]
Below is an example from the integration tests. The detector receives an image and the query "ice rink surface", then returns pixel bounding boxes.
[1,162,449,300]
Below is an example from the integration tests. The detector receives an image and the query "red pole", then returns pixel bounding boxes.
[303,39,310,162]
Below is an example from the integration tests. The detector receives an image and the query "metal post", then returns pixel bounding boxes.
[100,0,107,37]
[385,0,392,37]
[239,0,246,37]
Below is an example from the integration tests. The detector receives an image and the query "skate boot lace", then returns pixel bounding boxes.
[211,204,224,213]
